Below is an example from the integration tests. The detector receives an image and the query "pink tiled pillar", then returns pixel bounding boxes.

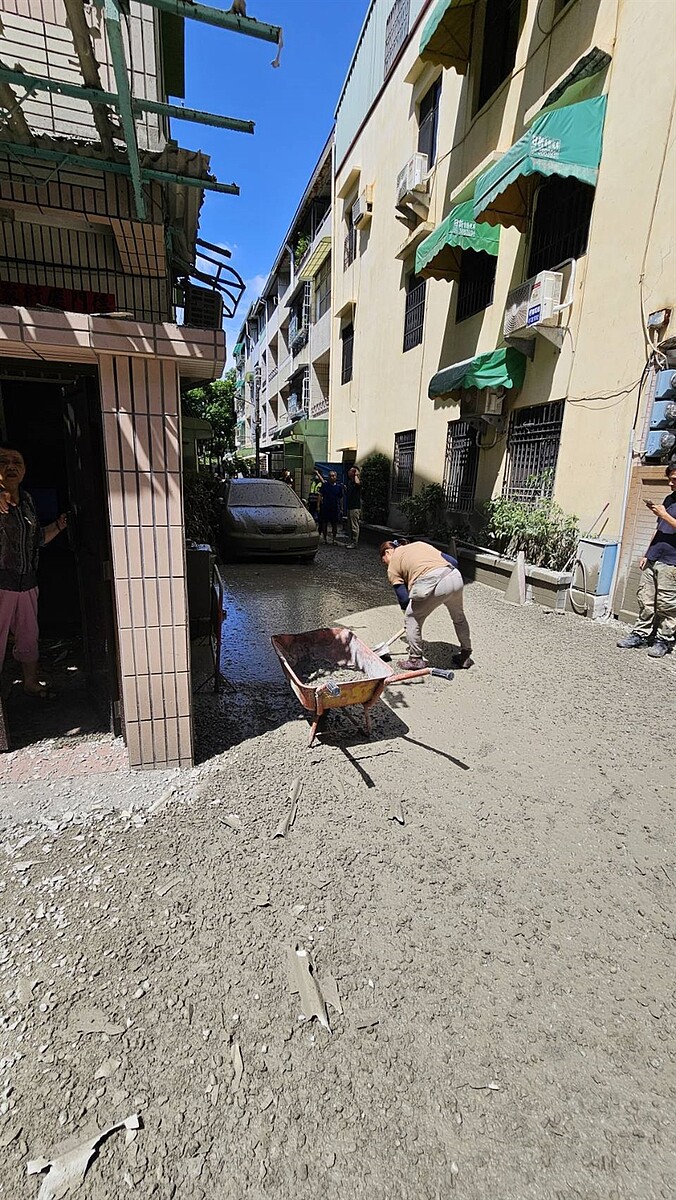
[98,353,193,769]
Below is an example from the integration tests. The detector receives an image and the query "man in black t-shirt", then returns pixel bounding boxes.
[618,463,676,657]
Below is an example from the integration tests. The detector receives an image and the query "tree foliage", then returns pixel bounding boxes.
[182,369,237,456]
[360,453,391,524]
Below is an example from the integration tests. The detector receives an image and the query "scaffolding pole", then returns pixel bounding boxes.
[0,67,255,135]
[134,0,281,45]
[103,0,146,219]
[0,141,239,195]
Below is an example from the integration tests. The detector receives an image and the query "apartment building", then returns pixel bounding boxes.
[329,0,675,615]
[235,136,333,491]
[0,0,279,765]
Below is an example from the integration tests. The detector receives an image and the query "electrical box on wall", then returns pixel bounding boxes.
[645,370,676,460]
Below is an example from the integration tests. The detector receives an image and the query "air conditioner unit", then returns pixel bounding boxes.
[503,270,563,339]
[396,152,429,206]
[461,386,506,427]
[352,188,373,229]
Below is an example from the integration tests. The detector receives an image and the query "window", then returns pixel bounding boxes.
[392,430,416,501]
[418,77,442,168]
[502,401,565,503]
[341,323,354,384]
[526,176,595,278]
[344,207,357,270]
[403,273,426,351]
[384,0,410,78]
[476,0,521,113]
[443,420,480,512]
[314,257,331,320]
[456,250,497,323]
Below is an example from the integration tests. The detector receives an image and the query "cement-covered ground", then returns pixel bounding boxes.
[1,543,674,1200]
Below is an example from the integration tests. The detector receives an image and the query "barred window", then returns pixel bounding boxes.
[344,215,357,270]
[476,0,521,114]
[403,273,426,351]
[392,430,416,501]
[443,420,480,512]
[456,250,497,323]
[502,401,565,504]
[384,0,410,78]
[314,257,331,320]
[341,323,354,385]
[527,176,595,278]
[418,77,442,168]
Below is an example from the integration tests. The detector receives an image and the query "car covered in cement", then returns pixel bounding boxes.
[217,477,320,562]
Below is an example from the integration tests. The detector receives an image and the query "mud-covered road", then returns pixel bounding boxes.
[1,542,674,1200]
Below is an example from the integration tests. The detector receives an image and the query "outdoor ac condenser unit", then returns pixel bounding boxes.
[461,386,506,428]
[352,188,373,229]
[184,284,223,330]
[396,152,429,205]
[503,270,563,339]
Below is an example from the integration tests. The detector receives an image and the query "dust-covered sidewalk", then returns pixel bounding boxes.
[1,550,674,1199]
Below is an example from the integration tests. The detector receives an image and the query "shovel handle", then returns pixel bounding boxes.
[386,667,455,685]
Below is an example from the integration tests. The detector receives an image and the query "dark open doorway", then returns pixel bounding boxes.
[0,364,120,751]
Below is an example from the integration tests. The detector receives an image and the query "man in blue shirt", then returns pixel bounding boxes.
[618,463,676,657]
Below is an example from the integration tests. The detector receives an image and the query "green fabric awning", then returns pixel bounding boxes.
[429,347,527,400]
[419,0,475,73]
[233,342,243,356]
[415,199,500,279]
[474,96,607,230]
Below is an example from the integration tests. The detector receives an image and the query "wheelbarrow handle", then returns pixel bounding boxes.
[386,667,455,685]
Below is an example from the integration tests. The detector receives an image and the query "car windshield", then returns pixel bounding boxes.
[228,481,302,509]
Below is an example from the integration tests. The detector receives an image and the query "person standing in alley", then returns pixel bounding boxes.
[380,539,473,670]
[345,466,362,548]
[0,447,68,697]
[318,470,343,545]
[617,463,676,657]
[307,468,323,525]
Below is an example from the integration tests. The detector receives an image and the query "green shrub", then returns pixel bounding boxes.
[400,483,455,542]
[480,494,578,571]
[360,453,391,523]
[183,471,222,546]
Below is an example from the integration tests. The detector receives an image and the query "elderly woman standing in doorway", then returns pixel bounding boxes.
[380,539,473,671]
[0,447,68,698]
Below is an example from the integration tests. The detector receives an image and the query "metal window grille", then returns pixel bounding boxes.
[392,430,416,501]
[527,176,595,278]
[502,401,565,504]
[476,0,521,113]
[384,0,410,78]
[344,222,357,270]
[341,323,354,385]
[456,250,497,323]
[403,273,426,351]
[443,420,480,512]
[315,257,331,319]
[312,361,330,416]
[417,78,442,168]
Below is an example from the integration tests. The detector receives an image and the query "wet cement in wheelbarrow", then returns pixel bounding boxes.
[293,659,372,686]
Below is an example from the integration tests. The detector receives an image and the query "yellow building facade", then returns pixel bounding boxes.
[329,0,675,577]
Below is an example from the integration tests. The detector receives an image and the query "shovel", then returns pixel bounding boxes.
[371,627,406,660]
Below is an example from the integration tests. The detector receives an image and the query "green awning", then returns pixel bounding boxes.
[419,0,475,73]
[429,347,527,400]
[233,341,243,356]
[415,198,500,279]
[474,96,607,230]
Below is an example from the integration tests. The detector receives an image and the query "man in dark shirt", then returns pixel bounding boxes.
[618,463,676,657]
[345,466,362,548]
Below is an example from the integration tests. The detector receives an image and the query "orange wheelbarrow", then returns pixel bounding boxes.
[271,626,454,746]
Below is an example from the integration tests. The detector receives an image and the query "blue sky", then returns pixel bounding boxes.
[169,0,369,360]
